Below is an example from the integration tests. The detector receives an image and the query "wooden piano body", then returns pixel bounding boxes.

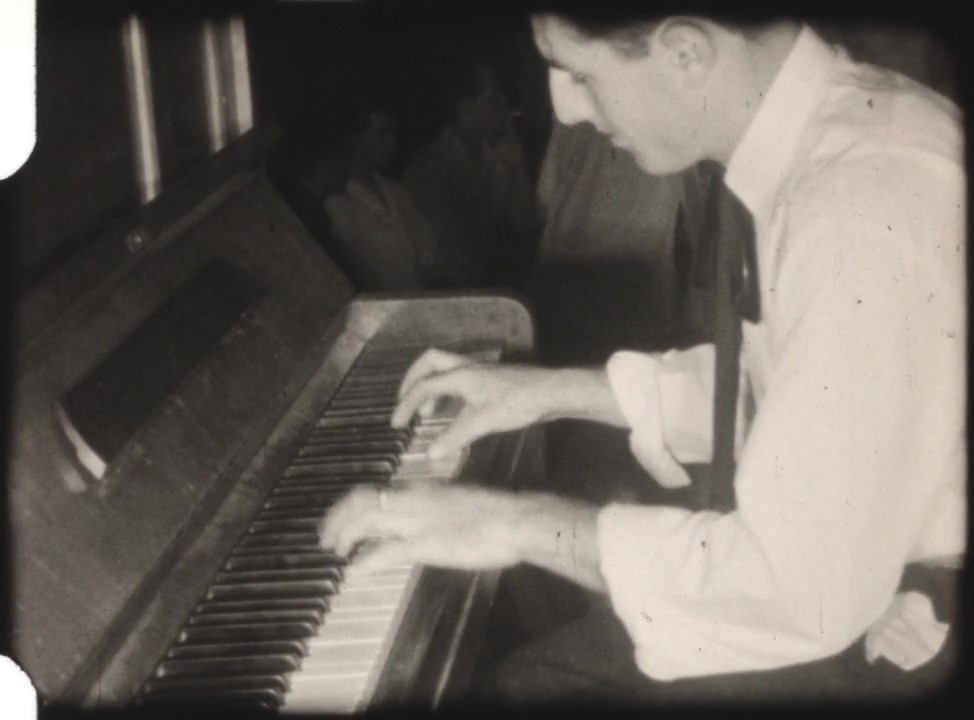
[7,132,539,709]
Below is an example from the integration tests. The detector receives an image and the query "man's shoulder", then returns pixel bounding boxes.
[798,60,962,183]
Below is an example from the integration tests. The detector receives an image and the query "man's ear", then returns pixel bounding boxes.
[655,19,716,86]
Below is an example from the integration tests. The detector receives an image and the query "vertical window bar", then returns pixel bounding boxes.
[226,15,254,138]
[121,15,161,203]
[201,19,228,153]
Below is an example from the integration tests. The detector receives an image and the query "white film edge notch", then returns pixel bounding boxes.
[0,0,37,180]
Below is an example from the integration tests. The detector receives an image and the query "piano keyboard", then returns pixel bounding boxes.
[137,347,474,712]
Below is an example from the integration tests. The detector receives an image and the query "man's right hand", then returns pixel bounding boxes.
[391,348,554,458]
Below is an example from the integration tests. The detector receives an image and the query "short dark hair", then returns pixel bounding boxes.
[535,2,779,46]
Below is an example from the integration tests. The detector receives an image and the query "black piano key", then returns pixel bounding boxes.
[318,404,398,419]
[156,652,300,678]
[275,471,389,486]
[326,390,401,405]
[340,372,410,386]
[297,439,407,457]
[325,398,398,413]
[237,532,321,548]
[231,543,324,557]
[221,551,343,572]
[254,507,331,522]
[247,518,321,535]
[309,413,405,426]
[266,485,353,500]
[343,366,408,376]
[297,443,405,461]
[298,425,413,444]
[352,349,421,363]
[315,413,395,429]
[265,473,391,496]
[328,393,398,406]
[213,567,342,585]
[193,597,329,615]
[305,426,412,443]
[206,578,337,601]
[167,639,308,659]
[186,608,324,627]
[143,673,289,696]
[287,455,399,472]
[353,348,421,361]
[262,492,346,510]
[350,354,417,367]
[283,460,394,476]
[178,620,318,645]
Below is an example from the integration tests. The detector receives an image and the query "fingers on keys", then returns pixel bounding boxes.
[392,349,474,428]
[347,537,417,577]
[398,348,469,400]
[392,368,468,429]
[319,487,386,556]
[426,406,491,459]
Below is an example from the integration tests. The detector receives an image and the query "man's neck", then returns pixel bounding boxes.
[710,22,801,166]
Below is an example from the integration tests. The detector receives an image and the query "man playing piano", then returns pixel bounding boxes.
[321,8,964,704]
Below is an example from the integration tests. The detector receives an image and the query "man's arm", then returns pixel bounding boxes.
[390,348,627,458]
[319,485,606,592]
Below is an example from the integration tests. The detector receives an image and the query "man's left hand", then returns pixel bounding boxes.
[319,485,528,574]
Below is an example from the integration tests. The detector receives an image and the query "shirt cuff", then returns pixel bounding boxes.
[606,351,691,488]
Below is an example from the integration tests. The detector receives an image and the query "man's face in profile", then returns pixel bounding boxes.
[531,14,707,176]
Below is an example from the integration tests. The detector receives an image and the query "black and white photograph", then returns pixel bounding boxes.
[0,0,967,717]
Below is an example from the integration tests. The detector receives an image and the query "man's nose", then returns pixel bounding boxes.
[548,69,598,128]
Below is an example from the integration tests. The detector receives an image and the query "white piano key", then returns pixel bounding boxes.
[327,587,405,610]
[281,674,368,713]
[301,652,384,674]
[306,617,392,643]
[301,645,382,670]
[325,606,398,622]
[278,355,487,713]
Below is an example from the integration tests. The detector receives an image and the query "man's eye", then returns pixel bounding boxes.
[569,72,587,85]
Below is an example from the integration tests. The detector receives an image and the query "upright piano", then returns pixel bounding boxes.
[7,130,540,711]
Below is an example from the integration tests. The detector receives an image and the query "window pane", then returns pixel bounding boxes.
[144,16,210,183]
[15,7,138,286]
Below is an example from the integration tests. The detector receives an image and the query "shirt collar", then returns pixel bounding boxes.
[725,25,839,217]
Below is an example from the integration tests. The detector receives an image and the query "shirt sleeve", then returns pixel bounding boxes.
[597,157,966,679]
[605,348,708,489]
[606,343,748,478]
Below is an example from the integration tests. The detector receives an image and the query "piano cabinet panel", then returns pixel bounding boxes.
[10,169,357,700]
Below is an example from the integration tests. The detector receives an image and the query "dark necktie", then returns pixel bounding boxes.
[677,163,760,511]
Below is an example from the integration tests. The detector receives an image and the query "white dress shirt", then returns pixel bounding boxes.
[598,26,966,680]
